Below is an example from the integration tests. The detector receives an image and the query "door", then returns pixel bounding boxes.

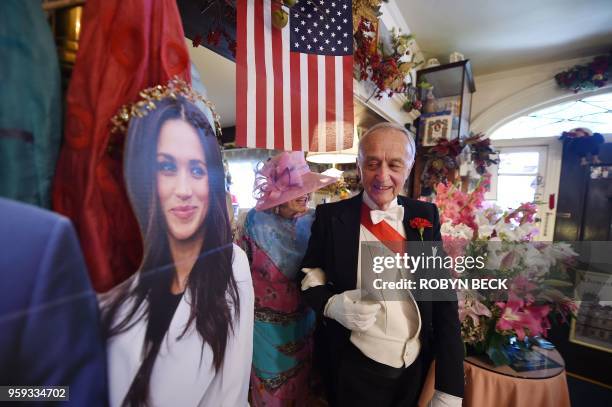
[487,139,562,241]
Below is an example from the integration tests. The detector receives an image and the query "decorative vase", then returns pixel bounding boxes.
[423,87,437,113]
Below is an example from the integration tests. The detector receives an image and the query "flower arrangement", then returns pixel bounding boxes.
[420,138,463,196]
[434,178,577,366]
[420,134,498,196]
[555,52,612,93]
[318,177,351,200]
[353,18,415,100]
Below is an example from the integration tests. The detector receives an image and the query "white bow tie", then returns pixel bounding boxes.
[370,206,404,225]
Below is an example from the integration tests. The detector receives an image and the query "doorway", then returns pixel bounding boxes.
[487,137,563,241]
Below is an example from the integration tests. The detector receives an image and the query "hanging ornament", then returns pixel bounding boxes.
[272,9,289,29]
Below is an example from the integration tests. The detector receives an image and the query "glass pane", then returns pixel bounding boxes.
[495,175,537,210]
[536,100,603,119]
[498,151,539,175]
[583,92,612,110]
[491,91,612,139]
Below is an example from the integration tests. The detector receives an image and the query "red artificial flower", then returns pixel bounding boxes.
[410,217,433,240]
[410,217,433,229]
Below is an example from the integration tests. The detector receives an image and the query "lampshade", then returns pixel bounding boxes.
[306,130,358,164]
[321,168,344,178]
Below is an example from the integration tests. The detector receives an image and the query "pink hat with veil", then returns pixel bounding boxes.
[253,152,338,211]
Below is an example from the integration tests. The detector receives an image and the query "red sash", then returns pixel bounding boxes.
[360,203,406,254]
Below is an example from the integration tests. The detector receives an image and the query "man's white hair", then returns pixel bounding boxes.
[358,122,416,165]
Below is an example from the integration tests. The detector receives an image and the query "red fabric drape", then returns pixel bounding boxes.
[52,0,190,292]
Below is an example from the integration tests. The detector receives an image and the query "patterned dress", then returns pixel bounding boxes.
[239,209,316,407]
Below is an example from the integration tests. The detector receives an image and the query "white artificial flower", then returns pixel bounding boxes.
[441,221,474,240]
[523,244,552,276]
[549,242,578,262]
[474,211,494,239]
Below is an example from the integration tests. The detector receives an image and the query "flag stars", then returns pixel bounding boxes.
[289,1,351,55]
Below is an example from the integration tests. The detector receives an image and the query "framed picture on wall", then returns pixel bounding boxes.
[569,270,612,353]
[422,114,452,147]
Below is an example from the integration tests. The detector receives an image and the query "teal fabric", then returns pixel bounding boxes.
[0,0,62,207]
[252,311,315,380]
[244,208,315,280]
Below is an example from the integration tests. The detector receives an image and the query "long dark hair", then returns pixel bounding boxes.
[101,97,239,406]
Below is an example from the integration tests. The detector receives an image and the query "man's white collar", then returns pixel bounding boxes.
[362,191,400,211]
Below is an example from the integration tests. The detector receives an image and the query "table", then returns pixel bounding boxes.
[418,347,571,407]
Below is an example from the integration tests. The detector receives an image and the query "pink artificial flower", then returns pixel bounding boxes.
[496,293,551,340]
[442,236,470,260]
[459,296,492,325]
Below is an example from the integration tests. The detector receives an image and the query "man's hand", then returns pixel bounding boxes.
[324,289,381,332]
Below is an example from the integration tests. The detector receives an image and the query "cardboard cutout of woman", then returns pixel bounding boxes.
[101,89,254,407]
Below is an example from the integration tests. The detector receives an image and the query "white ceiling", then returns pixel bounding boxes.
[395,0,612,75]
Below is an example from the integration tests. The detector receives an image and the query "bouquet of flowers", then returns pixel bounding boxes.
[555,52,611,93]
[434,177,577,365]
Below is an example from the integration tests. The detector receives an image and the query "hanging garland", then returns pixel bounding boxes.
[353,18,415,99]
[554,52,612,93]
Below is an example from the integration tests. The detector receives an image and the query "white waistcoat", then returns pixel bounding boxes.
[351,193,422,368]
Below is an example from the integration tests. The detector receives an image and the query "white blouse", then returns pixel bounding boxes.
[104,244,254,407]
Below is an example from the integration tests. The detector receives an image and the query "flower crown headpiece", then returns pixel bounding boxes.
[110,77,223,140]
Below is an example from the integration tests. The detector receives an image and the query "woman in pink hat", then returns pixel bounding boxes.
[237,151,337,406]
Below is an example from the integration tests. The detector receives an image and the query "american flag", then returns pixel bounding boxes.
[236,0,354,151]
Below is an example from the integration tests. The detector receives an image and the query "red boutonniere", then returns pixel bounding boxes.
[409,217,433,241]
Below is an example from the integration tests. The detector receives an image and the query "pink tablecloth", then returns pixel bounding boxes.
[418,358,571,407]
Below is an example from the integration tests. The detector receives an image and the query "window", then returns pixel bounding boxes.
[487,147,546,211]
[491,92,612,140]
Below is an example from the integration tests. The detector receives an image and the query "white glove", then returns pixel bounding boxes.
[300,267,326,290]
[428,391,462,407]
[324,289,381,332]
